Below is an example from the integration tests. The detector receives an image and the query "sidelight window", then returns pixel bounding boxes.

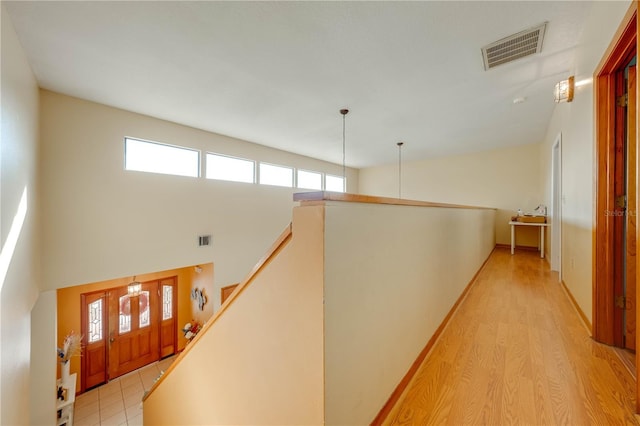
[88,299,103,343]
[163,285,173,320]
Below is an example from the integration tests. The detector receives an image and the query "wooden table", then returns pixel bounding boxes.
[509,221,549,259]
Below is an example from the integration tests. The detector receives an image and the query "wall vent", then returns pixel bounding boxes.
[482,22,547,70]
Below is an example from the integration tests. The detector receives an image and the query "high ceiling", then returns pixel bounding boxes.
[5,1,594,168]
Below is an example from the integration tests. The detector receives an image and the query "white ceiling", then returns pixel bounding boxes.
[5,1,594,168]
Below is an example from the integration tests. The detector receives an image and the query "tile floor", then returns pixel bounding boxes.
[74,356,175,426]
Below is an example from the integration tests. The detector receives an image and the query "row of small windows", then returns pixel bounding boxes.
[124,137,345,192]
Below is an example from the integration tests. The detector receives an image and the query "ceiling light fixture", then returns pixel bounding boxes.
[128,276,142,297]
[397,142,404,199]
[554,76,574,103]
[340,108,349,192]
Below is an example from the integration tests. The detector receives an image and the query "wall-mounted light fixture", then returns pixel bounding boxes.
[554,76,574,103]
[127,276,142,297]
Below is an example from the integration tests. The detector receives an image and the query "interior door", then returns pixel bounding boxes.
[221,283,239,305]
[108,281,160,378]
[614,66,627,348]
[626,63,637,350]
[81,291,108,391]
[159,277,177,358]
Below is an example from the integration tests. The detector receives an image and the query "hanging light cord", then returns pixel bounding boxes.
[342,114,346,184]
[340,109,349,192]
[397,142,404,199]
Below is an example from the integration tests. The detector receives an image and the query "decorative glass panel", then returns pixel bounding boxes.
[119,295,131,334]
[139,291,150,328]
[163,285,173,320]
[88,299,103,343]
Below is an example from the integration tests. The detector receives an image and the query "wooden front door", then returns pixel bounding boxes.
[81,277,178,390]
[81,291,108,390]
[108,281,160,378]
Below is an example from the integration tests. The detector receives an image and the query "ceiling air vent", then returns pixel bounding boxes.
[482,22,547,70]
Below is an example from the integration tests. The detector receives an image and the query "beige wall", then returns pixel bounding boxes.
[30,291,57,425]
[359,143,542,248]
[39,90,357,314]
[323,202,495,424]
[539,0,631,324]
[0,5,49,424]
[143,206,325,425]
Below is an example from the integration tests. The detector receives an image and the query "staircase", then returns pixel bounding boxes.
[143,192,496,425]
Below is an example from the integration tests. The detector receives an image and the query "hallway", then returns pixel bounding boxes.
[386,248,639,425]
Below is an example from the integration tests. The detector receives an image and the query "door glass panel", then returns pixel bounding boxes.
[88,299,103,343]
[119,295,131,334]
[163,285,173,320]
[139,291,150,328]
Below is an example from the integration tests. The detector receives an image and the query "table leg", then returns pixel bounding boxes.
[540,226,545,259]
[511,224,515,255]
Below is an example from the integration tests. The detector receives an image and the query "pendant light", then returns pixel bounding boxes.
[128,276,141,297]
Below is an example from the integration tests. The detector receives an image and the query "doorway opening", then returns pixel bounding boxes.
[593,1,638,412]
[593,4,637,347]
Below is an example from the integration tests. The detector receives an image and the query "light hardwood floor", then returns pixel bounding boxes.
[385,247,640,425]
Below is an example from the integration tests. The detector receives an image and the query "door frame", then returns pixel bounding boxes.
[80,277,178,391]
[551,133,562,278]
[593,0,638,412]
[593,0,637,345]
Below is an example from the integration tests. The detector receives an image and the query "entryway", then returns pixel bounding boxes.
[81,277,177,390]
